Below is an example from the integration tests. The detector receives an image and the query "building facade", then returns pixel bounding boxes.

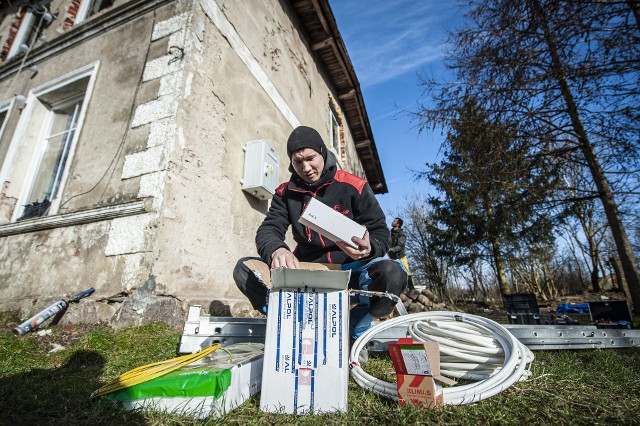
[0,0,387,328]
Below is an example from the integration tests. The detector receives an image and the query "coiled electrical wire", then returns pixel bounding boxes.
[91,344,232,399]
[349,311,534,405]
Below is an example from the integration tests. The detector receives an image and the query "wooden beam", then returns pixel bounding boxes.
[355,139,371,149]
[311,36,333,51]
[338,88,355,100]
[310,0,330,34]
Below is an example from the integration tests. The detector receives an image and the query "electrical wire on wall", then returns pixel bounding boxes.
[349,311,534,405]
[59,5,190,211]
[57,9,159,212]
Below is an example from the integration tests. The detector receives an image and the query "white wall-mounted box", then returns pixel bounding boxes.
[241,140,279,200]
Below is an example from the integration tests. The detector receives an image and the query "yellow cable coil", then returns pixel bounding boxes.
[92,343,232,399]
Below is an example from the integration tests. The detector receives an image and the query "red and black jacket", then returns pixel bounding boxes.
[256,152,390,265]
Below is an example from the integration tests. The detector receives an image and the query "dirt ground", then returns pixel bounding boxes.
[2,288,635,336]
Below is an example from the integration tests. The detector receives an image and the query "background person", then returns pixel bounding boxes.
[388,217,414,290]
[233,125,406,339]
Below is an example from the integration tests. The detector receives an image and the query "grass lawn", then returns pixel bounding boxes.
[1,312,639,425]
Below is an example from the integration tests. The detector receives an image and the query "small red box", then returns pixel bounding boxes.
[388,338,454,409]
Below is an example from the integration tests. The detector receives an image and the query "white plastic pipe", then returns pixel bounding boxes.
[349,311,534,405]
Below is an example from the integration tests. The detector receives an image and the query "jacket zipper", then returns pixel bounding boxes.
[291,182,333,260]
[296,187,330,247]
[302,202,312,243]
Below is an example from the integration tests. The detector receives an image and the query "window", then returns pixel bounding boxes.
[0,98,16,170]
[0,63,99,222]
[7,12,37,60]
[75,0,115,24]
[0,99,15,150]
[20,96,84,219]
[329,105,342,160]
[5,4,56,60]
[0,102,9,137]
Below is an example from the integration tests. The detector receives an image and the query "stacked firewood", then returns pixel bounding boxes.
[399,288,448,313]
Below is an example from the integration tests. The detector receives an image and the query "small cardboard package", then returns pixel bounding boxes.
[260,263,351,414]
[299,197,366,249]
[388,338,455,410]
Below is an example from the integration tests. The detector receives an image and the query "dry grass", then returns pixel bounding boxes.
[1,311,639,425]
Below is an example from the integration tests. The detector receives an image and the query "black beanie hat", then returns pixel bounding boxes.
[287,126,327,160]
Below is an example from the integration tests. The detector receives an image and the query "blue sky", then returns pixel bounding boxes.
[328,1,464,218]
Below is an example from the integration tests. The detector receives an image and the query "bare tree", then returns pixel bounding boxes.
[416,0,640,312]
[397,196,457,303]
[509,243,562,301]
[560,161,610,292]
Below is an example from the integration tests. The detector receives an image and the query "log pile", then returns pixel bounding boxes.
[399,288,448,313]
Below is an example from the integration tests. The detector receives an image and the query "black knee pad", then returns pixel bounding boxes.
[367,260,407,294]
[233,258,249,291]
[233,257,269,311]
[367,260,407,317]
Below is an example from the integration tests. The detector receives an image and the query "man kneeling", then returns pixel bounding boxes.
[233,126,406,340]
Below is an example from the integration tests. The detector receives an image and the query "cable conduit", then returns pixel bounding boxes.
[349,311,534,405]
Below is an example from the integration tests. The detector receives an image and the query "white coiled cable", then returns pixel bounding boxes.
[349,311,534,405]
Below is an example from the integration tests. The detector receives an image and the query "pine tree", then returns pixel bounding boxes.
[425,99,556,296]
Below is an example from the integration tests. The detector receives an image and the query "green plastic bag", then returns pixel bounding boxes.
[105,366,232,401]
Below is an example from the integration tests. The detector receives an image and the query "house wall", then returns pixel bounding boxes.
[149,0,365,308]
[0,0,182,326]
[0,0,370,327]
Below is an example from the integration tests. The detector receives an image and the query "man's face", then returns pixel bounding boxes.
[291,148,325,183]
[392,218,399,228]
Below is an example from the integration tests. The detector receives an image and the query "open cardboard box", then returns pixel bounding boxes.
[258,261,351,414]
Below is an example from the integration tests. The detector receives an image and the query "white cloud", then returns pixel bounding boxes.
[330,1,458,87]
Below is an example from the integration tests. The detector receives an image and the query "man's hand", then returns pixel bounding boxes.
[271,247,301,269]
[336,230,372,261]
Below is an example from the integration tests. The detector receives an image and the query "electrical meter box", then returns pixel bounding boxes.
[241,140,279,200]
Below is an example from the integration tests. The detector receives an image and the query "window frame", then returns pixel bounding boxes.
[0,62,100,222]
[0,99,13,142]
[7,12,36,60]
[23,95,85,210]
[329,105,342,161]
[75,0,114,25]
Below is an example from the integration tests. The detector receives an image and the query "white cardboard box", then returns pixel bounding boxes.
[107,343,264,419]
[299,197,366,249]
[260,265,351,414]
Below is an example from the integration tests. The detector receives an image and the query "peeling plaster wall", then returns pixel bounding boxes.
[0,221,152,304]
[0,2,179,319]
[214,0,365,178]
[0,12,155,217]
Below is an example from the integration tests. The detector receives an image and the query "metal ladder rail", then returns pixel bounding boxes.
[179,306,640,353]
